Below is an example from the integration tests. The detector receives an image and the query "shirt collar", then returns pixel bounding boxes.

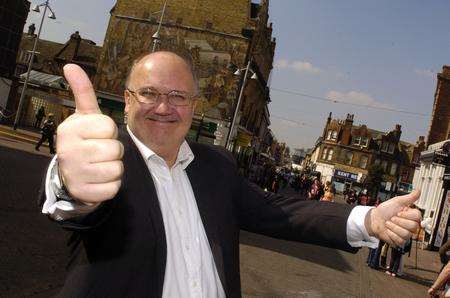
[126,125,194,169]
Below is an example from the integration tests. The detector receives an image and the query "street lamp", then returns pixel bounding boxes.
[151,0,168,52]
[13,0,56,130]
[225,59,258,149]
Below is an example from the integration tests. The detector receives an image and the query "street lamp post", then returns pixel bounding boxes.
[151,0,168,52]
[225,59,257,149]
[13,0,56,130]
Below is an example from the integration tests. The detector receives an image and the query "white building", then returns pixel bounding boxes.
[413,140,450,248]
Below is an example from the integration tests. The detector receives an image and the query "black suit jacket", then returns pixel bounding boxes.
[42,127,358,298]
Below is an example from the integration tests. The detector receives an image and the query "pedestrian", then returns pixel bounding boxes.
[39,51,422,297]
[367,240,385,269]
[380,242,390,268]
[429,261,450,297]
[386,238,412,277]
[321,181,335,202]
[35,113,56,154]
[440,238,450,272]
[308,178,321,200]
[34,106,46,128]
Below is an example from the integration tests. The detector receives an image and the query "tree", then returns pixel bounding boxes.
[365,164,384,197]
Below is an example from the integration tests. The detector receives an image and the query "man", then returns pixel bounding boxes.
[35,113,56,154]
[41,51,421,297]
[34,106,46,128]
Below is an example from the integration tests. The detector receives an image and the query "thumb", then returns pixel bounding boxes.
[64,64,101,114]
[392,189,421,207]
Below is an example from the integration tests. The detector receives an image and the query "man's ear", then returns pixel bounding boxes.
[124,90,131,114]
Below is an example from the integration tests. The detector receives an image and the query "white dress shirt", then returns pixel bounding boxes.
[42,126,378,298]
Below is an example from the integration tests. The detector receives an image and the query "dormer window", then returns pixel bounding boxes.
[388,143,395,154]
[361,137,368,147]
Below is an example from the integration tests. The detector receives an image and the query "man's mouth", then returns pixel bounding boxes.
[145,116,178,123]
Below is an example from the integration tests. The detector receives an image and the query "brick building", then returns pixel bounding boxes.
[93,0,275,152]
[0,0,29,109]
[427,65,450,147]
[309,113,425,199]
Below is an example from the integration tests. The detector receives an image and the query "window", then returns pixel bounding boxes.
[321,148,328,160]
[344,151,353,165]
[388,143,395,154]
[381,142,389,152]
[331,130,338,141]
[361,137,368,147]
[353,136,361,145]
[326,130,332,140]
[359,155,368,169]
[327,149,334,161]
[390,163,397,175]
[374,158,381,165]
[381,160,388,171]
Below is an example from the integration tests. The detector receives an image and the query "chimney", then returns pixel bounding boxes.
[28,23,36,36]
[345,113,354,125]
[322,112,332,138]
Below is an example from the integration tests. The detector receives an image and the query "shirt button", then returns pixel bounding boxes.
[185,244,190,250]
[192,281,198,288]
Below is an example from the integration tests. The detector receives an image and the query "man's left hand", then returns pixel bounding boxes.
[365,189,422,246]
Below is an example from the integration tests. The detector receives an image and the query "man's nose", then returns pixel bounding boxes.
[153,97,172,114]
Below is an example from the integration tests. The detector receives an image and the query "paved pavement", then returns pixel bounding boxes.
[0,134,441,297]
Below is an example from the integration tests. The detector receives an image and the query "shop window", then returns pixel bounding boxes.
[327,149,334,161]
[321,148,328,160]
[390,163,397,176]
[359,155,368,169]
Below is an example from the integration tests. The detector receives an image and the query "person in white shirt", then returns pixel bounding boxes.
[40,51,422,298]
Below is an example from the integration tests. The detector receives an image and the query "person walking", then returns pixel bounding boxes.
[35,113,56,154]
[321,181,335,202]
[34,106,46,128]
[386,238,412,277]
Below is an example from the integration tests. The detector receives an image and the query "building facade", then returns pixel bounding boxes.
[310,113,424,199]
[7,30,101,127]
[0,0,29,109]
[427,65,450,147]
[93,0,275,151]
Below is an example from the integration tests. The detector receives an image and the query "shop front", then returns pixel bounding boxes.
[332,169,360,193]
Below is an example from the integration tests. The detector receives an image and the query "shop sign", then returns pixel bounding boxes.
[334,169,358,181]
[435,190,450,247]
[235,132,252,147]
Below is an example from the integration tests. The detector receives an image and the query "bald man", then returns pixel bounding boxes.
[41,51,422,298]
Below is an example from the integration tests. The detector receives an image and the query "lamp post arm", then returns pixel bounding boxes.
[152,0,168,52]
[225,58,252,149]
[13,0,49,129]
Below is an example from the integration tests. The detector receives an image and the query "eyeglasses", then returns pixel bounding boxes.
[126,87,197,107]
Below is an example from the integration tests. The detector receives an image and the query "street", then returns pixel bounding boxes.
[0,140,439,297]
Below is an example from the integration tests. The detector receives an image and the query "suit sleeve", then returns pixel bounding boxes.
[235,176,358,253]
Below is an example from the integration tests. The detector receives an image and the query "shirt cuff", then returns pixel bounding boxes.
[346,206,380,249]
[42,155,99,221]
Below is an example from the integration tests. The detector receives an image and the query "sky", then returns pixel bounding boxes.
[24,0,450,149]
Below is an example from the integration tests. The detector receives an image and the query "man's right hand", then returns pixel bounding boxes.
[57,64,124,204]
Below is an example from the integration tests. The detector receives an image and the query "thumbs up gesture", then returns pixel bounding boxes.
[365,189,422,246]
[56,64,124,204]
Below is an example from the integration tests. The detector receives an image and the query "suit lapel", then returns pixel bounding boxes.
[120,128,167,298]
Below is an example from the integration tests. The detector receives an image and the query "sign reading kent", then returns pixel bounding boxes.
[334,170,358,181]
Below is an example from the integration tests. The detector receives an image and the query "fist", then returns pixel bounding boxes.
[366,189,422,247]
[56,64,124,204]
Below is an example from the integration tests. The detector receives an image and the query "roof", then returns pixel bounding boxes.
[20,70,67,89]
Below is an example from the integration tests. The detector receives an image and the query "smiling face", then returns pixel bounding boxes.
[124,52,197,160]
